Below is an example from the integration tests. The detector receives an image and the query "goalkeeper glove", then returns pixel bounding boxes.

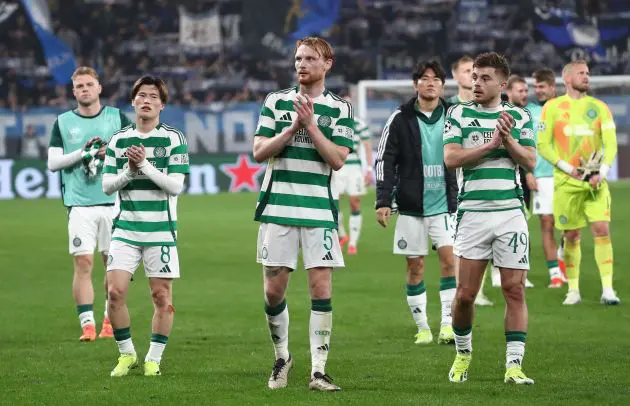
[577,151,603,181]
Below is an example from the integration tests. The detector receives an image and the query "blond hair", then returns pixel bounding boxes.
[562,60,588,77]
[451,55,474,73]
[71,66,99,82]
[295,37,335,63]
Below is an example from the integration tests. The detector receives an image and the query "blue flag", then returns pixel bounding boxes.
[289,0,340,40]
[21,0,76,84]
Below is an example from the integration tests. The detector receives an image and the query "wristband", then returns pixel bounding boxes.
[600,164,610,180]
[556,160,575,175]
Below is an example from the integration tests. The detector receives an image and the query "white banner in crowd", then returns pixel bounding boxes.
[179,6,222,49]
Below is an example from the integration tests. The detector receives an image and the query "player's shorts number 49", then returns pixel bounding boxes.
[454,208,530,270]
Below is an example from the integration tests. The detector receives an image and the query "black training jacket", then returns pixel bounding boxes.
[374,97,458,216]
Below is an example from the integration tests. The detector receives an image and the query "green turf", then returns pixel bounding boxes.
[1,185,629,406]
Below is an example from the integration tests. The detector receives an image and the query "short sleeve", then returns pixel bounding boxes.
[518,111,536,148]
[168,132,189,174]
[331,104,354,150]
[443,106,462,145]
[49,119,63,148]
[255,93,276,138]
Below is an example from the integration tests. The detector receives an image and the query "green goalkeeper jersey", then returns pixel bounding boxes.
[49,106,132,207]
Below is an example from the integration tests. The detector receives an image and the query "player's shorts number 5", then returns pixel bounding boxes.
[160,246,171,263]
[323,229,333,251]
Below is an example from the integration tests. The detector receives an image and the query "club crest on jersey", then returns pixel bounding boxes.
[537,122,546,132]
[73,236,82,247]
[261,247,268,259]
[470,131,482,145]
[586,108,597,119]
[154,146,166,158]
[317,115,332,128]
[107,255,113,265]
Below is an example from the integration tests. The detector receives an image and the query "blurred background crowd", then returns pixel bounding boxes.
[2,0,630,111]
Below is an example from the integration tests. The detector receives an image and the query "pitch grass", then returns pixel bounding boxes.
[1,185,629,406]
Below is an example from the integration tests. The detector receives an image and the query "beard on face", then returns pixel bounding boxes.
[572,82,589,92]
[297,69,324,86]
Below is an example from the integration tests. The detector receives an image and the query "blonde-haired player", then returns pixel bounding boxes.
[253,37,353,391]
[47,66,132,342]
[538,60,619,305]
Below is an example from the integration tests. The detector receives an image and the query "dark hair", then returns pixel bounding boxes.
[451,55,474,73]
[412,59,446,84]
[473,52,510,80]
[532,68,555,85]
[131,75,169,103]
[506,74,526,90]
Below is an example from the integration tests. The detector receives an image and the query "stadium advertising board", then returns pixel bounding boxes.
[0,155,266,200]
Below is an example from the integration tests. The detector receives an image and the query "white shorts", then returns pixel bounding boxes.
[256,223,344,270]
[68,205,116,256]
[107,240,180,279]
[532,177,553,215]
[454,208,529,270]
[393,213,455,256]
[334,164,366,196]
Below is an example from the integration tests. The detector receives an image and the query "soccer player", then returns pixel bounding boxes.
[448,54,493,306]
[448,55,474,104]
[334,96,373,255]
[443,52,536,384]
[505,75,534,289]
[524,69,565,288]
[375,60,458,345]
[47,66,132,342]
[102,75,189,377]
[252,37,353,391]
[538,60,619,305]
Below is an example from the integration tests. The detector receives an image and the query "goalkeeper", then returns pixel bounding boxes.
[538,60,619,306]
[47,66,133,342]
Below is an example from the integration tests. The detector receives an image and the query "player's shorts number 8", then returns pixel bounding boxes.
[160,246,171,263]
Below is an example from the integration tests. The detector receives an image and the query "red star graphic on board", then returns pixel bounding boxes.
[220,154,266,192]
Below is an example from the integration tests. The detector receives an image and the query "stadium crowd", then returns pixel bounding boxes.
[1,0,629,110]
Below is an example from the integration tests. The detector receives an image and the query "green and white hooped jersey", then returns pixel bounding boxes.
[443,101,535,212]
[104,123,189,246]
[254,87,355,229]
[49,106,132,207]
[345,117,371,166]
